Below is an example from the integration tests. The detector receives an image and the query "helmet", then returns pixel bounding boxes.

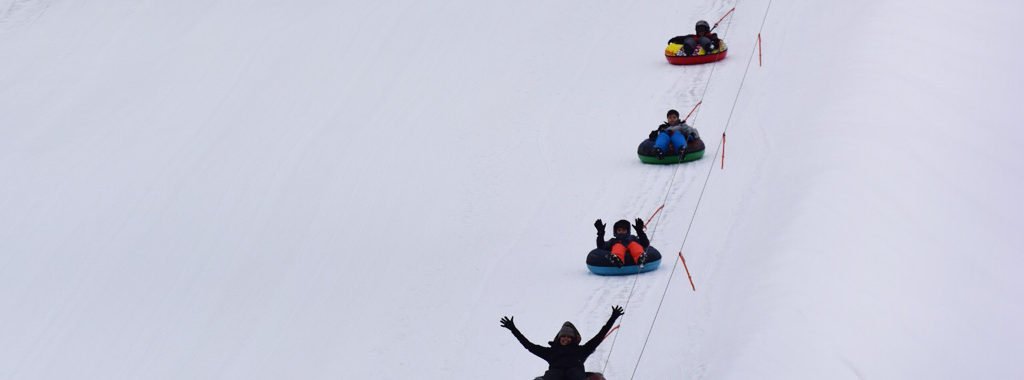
[696,20,711,34]
[666,109,680,118]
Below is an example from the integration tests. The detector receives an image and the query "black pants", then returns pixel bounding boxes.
[683,36,714,55]
[544,367,587,380]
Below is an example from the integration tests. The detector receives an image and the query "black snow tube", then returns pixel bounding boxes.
[586,247,662,275]
[637,137,706,164]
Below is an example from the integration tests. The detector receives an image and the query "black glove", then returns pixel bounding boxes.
[648,130,658,140]
[500,316,516,330]
[594,219,605,235]
[611,305,625,319]
[633,218,644,231]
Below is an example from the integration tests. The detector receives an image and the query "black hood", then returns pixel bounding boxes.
[549,321,581,346]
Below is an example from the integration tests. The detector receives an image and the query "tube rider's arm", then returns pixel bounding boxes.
[685,123,701,140]
[636,228,650,248]
[508,324,548,359]
[582,309,621,352]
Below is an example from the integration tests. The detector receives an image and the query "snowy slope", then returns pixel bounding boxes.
[1,0,1022,379]
[678,1,1024,378]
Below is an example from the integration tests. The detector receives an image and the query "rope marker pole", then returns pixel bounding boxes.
[683,101,702,122]
[645,204,665,229]
[721,133,726,170]
[711,7,737,31]
[678,252,696,291]
[758,33,763,67]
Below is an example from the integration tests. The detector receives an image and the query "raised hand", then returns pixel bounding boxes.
[633,218,645,231]
[500,316,516,330]
[594,219,606,235]
[611,305,624,319]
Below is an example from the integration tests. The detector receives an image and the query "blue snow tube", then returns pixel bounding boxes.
[586,247,662,276]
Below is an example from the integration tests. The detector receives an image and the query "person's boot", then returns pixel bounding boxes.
[608,254,624,268]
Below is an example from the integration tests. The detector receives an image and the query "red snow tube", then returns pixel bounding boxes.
[665,49,728,65]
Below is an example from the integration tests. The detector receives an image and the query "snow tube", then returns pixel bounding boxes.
[664,41,728,65]
[637,137,705,165]
[586,247,662,276]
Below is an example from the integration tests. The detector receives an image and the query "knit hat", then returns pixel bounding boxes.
[613,219,631,234]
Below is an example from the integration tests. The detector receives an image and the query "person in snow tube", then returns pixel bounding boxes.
[667,20,721,56]
[595,218,649,267]
[500,306,624,380]
[648,109,701,160]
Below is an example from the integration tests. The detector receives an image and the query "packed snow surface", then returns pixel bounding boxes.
[2,0,1022,378]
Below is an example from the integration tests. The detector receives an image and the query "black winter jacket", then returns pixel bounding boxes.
[508,313,619,371]
[667,32,721,46]
[596,230,650,251]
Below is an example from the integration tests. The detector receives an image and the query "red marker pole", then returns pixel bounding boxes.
[758,33,763,67]
[645,204,665,229]
[678,251,696,291]
[683,101,702,122]
[711,7,737,31]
